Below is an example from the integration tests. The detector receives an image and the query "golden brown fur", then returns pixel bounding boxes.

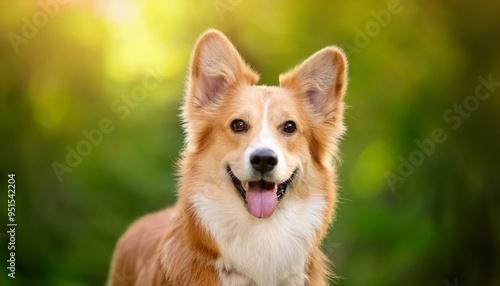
[108,29,347,286]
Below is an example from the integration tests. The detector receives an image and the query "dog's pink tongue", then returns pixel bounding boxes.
[246,182,277,218]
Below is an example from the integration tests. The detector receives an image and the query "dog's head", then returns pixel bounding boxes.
[182,30,347,219]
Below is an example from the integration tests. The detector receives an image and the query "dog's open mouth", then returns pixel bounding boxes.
[226,166,295,219]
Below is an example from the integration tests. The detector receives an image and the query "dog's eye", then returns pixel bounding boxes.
[231,119,247,133]
[282,121,297,134]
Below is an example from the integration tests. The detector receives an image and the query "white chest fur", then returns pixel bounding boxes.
[191,194,327,286]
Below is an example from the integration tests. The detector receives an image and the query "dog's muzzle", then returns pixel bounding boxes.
[226,166,295,218]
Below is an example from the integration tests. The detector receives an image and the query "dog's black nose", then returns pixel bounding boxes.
[250,149,278,173]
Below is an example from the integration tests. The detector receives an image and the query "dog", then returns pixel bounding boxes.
[107,29,348,286]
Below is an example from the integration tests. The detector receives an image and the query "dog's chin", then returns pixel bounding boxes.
[226,166,295,219]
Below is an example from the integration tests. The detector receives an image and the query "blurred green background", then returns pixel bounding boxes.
[1,0,499,285]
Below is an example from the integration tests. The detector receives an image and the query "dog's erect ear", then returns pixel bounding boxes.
[279,47,347,121]
[187,29,259,107]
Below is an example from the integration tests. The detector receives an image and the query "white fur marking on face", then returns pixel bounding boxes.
[243,98,288,181]
[253,98,275,147]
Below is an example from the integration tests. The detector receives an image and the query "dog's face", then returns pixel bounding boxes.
[216,85,306,218]
[182,30,347,219]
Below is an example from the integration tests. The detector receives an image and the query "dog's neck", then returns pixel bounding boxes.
[189,190,327,286]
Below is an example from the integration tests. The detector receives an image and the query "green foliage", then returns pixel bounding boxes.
[1,0,499,285]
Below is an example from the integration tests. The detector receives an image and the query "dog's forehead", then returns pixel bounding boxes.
[240,85,290,102]
[231,85,300,121]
